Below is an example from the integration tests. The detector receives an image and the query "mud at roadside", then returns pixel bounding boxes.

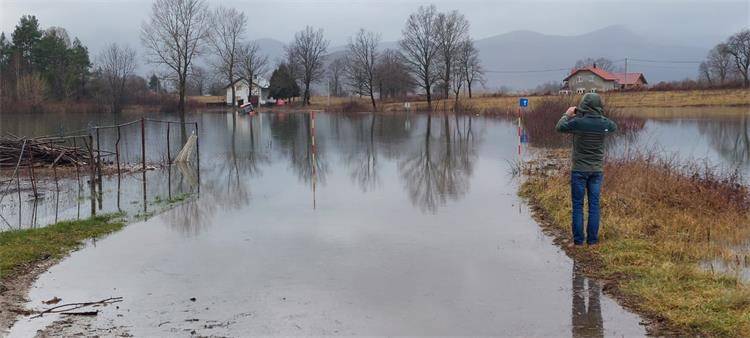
[0,256,61,334]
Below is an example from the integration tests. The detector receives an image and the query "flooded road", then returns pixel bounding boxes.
[2,111,649,336]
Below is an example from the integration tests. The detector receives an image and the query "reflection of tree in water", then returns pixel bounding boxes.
[270,113,328,185]
[373,114,414,160]
[571,262,603,338]
[699,116,750,169]
[399,114,479,213]
[346,115,380,192]
[166,114,270,235]
[165,163,213,236]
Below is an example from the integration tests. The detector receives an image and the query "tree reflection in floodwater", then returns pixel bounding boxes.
[399,114,479,213]
[343,113,417,193]
[699,115,750,170]
[346,115,381,192]
[270,113,328,186]
[166,114,270,235]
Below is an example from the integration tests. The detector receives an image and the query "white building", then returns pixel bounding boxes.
[225,77,270,106]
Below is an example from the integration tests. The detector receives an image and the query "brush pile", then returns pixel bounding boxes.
[0,134,92,168]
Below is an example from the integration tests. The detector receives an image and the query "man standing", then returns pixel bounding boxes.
[555,93,617,247]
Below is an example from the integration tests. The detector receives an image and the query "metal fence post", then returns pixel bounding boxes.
[166,122,171,164]
[141,117,146,171]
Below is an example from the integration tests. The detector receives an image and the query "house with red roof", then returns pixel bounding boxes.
[562,64,647,94]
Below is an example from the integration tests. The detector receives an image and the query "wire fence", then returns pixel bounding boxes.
[0,117,200,231]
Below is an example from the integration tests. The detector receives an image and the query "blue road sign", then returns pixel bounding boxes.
[519,98,529,107]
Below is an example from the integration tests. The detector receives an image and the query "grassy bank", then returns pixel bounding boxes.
[375,88,749,113]
[603,89,750,108]
[0,214,124,281]
[519,151,750,336]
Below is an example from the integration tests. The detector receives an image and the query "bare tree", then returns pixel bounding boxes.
[141,0,209,140]
[238,41,269,103]
[705,43,733,85]
[327,56,346,97]
[698,61,713,85]
[457,39,484,98]
[573,57,621,72]
[450,60,465,106]
[188,65,208,95]
[723,29,750,87]
[286,26,329,105]
[400,5,440,109]
[97,43,136,114]
[375,49,414,100]
[346,29,380,110]
[436,10,469,100]
[207,6,246,108]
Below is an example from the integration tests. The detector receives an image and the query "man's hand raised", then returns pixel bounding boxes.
[565,106,577,118]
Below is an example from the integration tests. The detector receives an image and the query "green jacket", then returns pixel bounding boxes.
[555,93,617,172]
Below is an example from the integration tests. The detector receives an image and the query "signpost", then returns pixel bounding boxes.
[517,98,529,156]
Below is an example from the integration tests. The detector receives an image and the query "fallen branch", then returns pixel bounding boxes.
[61,311,99,316]
[30,297,123,319]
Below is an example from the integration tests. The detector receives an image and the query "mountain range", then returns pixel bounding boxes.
[253,25,709,91]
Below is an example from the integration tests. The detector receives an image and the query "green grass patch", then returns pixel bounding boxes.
[0,214,125,281]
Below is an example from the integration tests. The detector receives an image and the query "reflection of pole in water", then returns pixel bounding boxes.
[195,122,201,194]
[75,163,81,219]
[86,135,96,217]
[311,111,317,210]
[116,126,122,211]
[142,170,148,214]
[54,164,59,223]
[29,198,38,228]
[168,164,172,200]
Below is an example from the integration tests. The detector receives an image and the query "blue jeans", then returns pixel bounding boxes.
[571,171,603,245]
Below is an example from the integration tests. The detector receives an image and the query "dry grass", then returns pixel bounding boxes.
[520,151,750,336]
[189,95,224,104]
[515,96,645,149]
[602,89,750,108]
[376,89,749,114]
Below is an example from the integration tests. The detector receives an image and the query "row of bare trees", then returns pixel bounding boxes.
[135,1,488,113]
[699,29,750,88]
[326,5,485,111]
[399,5,483,109]
[139,0,271,136]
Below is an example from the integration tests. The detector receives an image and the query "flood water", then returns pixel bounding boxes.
[1,107,747,335]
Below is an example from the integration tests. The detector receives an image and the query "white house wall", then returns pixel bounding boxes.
[225,79,269,106]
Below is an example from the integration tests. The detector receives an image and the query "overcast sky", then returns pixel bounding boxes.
[1,0,747,72]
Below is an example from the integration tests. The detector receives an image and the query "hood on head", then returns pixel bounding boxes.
[577,93,604,116]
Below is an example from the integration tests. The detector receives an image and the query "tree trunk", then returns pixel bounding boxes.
[304,81,311,105]
[467,80,473,99]
[179,77,187,144]
[230,75,236,109]
[368,83,377,111]
[425,85,432,111]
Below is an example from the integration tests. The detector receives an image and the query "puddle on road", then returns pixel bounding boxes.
[4,112,646,336]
